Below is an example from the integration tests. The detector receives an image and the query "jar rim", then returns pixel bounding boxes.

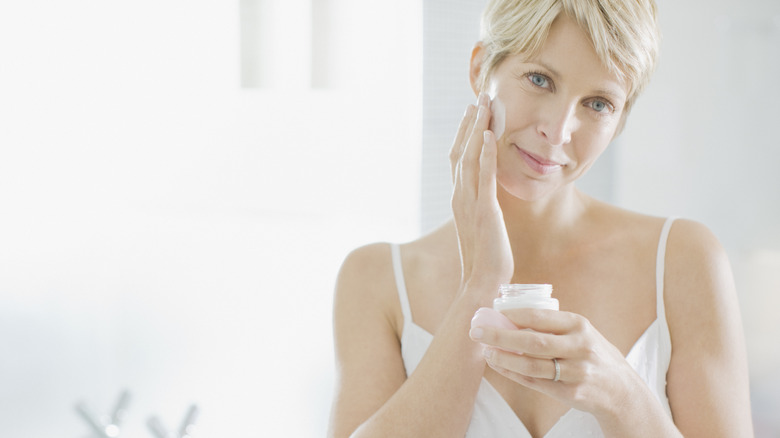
[498,284,553,296]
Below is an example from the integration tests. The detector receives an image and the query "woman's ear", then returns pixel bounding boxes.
[469,42,487,96]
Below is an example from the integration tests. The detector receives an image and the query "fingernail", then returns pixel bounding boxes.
[483,131,490,143]
[470,327,484,340]
[478,92,489,106]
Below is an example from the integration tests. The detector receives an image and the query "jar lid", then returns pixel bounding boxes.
[498,284,552,296]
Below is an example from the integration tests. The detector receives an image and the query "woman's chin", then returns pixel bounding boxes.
[497,181,551,203]
[496,173,567,204]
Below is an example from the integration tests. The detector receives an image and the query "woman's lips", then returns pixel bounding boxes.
[515,146,565,175]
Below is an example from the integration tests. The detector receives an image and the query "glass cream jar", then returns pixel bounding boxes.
[493,284,559,311]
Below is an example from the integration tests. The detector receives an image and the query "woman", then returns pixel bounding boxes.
[328,1,753,437]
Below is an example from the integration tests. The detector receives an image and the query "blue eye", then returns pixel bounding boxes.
[589,100,614,114]
[530,74,548,88]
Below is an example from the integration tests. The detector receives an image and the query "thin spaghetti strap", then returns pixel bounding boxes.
[656,217,676,321]
[390,243,413,322]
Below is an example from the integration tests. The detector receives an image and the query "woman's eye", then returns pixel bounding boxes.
[529,74,549,88]
[589,100,611,113]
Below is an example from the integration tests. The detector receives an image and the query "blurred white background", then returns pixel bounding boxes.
[0,0,777,437]
[0,1,420,436]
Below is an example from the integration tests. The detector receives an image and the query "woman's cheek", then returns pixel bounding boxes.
[493,91,538,140]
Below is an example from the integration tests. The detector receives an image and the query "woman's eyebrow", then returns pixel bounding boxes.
[591,87,626,102]
[526,60,560,77]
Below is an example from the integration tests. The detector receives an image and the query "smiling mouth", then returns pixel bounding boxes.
[515,146,565,175]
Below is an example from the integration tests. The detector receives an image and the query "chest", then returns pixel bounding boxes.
[408,250,657,348]
[402,249,659,436]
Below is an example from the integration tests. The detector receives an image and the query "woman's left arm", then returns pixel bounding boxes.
[663,219,753,436]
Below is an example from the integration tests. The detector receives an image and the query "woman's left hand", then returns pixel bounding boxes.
[470,308,642,418]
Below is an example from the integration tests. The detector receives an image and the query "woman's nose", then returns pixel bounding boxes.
[537,101,578,146]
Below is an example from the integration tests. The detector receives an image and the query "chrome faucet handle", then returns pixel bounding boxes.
[147,404,199,438]
[110,390,131,426]
[75,390,131,437]
[178,405,199,438]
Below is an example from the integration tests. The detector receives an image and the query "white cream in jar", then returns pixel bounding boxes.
[493,284,559,311]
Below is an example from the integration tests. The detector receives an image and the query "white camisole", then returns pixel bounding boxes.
[390,218,675,437]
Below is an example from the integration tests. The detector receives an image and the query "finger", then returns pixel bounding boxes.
[484,347,563,381]
[450,105,477,182]
[490,364,539,388]
[478,130,498,202]
[462,94,492,167]
[500,308,586,335]
[492,368,570,399]
[471,307,517,331]
[459,98,492,192]
[474,326,570,358]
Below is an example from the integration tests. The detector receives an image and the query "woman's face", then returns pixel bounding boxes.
[483,15,629,202]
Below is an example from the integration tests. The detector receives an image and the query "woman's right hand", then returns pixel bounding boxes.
[450,93,514,293]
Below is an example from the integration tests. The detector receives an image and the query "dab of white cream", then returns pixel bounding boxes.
[488,87,506,139]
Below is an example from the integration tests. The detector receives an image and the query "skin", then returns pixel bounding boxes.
[328,14,753,438]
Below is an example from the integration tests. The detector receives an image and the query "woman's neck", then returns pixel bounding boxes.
[498,185,592,258]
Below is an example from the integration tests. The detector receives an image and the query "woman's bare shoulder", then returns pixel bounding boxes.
[588,200,733,310]
[335,242,397,312]
[337,221,456,286]
[334,221,458,329]
[666,218,726,259]
[338,242,393,282]
[664,218,733,302]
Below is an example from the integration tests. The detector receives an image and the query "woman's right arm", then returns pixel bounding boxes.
[327,243,493,438]
[328,93,511,437]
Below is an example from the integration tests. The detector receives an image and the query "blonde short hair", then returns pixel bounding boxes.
[478,0,660,113]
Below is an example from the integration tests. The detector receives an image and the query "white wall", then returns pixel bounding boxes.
[420,0,487,232]
[618,1,780,433]
[0,1,421,436]
[618,0,780,252]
